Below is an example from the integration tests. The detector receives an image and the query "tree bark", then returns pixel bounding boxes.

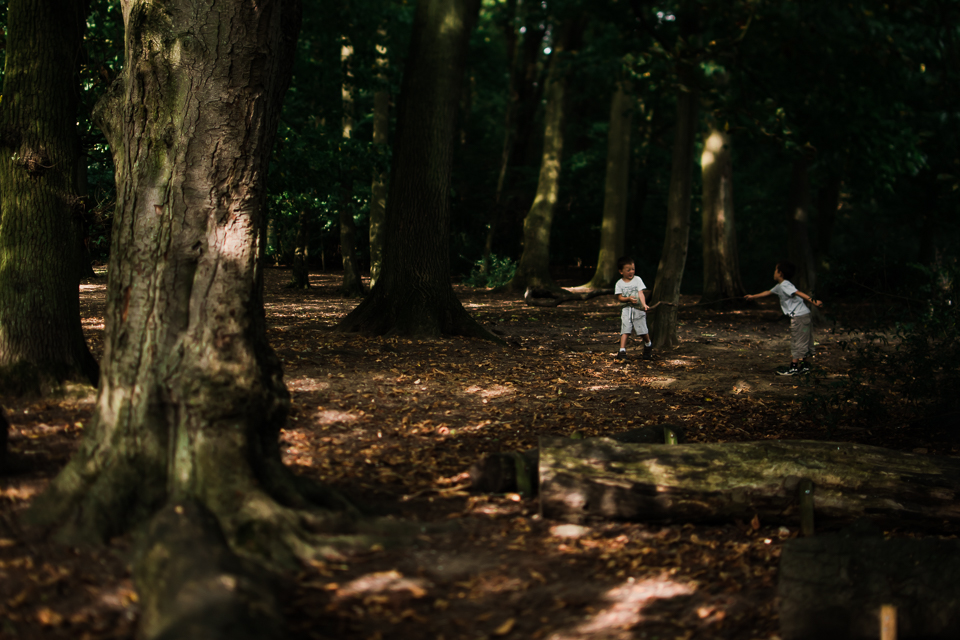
[25,0,353,569]
[506,19,585,293]
[336,0,492,339]
[338,41,365,297]
[700,121,745,305]
[538,437,960,529]
[0,0,99,392]
[581,80,633,290]
[369,28,389,289]
[290,207,310,289]
[649,59,699,348]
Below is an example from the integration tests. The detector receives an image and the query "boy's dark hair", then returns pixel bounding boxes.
[776,261,796,281]
[617,256,635,271]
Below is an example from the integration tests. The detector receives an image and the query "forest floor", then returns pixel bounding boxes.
[1,268,956,640]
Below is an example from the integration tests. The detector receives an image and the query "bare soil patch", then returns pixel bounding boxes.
[1,269,954,640]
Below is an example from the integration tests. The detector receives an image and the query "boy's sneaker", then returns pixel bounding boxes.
[642,345,654,360]
[776,363,800,376]
[797,360,811,373]
[616,350,627,361]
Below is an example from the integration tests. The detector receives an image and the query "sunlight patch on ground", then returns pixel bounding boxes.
[315,409,359,424]
[551,575,695,639]
[78,284,105,292]
[463,384,514,399]
[288,378,331,392]
[646,377,677,389]
[333,570,431,601]
[665,359,692,367]
[585,384,617,391]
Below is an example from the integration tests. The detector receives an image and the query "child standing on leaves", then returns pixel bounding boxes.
[745,260,824,375]
[615,256,653,361]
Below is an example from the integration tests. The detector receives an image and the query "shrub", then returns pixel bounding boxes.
[463,254,517,289]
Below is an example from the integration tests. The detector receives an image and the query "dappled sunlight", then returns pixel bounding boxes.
[646,377,677,389]
[315,409,359,425]
[333,570,430,601]
[554,575,696,639]
[462,384,514,399]
[287,378,331,392]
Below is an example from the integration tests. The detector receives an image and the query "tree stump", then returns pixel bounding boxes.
[538,437,960,528]
[779,531,960,639]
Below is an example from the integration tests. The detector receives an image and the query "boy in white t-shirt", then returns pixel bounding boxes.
[745,261,824,375]
[614,256,653,361]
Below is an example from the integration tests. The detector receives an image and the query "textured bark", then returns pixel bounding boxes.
[338,41,364,298]
[582,80,633,290]
[336,0,491,339]
[0,0,99,391]
[135,500,282,640]
[507,19,584,293]
[538,437,960,528]
[369,29,389,288]
[779,534,960,640]
[649,59,699,349]
[700,123,745,305]
[26,0,337,569]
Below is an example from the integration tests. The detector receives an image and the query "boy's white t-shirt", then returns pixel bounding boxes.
[615,277,646,306]
[770,279,809,317]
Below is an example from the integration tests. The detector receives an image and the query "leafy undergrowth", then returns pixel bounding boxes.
[1,269,956,640]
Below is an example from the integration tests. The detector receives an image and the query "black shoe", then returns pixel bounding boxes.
[617,350,627,361]
[797,360,811,373]
[776,363,800,376]
[642,345,653,360]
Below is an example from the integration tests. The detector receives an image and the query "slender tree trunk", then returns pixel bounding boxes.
[786,156,817,295]
[27,0,337,568]
[0,0,99,392]
[339,41,364,297]
[290,206,310,289]
[700,122,745,305]
[582,80,633,289]
[336,0,491,339]
[369,29,389,288]
[815,172,842,274]
[650,60,699,348]
[506,19,584,293]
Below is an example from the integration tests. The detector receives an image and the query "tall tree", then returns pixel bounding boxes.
[582,78,633,289]
[337,0,491,338]
[700,119,745,304]
[506,18,585,293]
[28,0,334,567]
[0,0,99,392]
[369,27,390,288]
[338,39,365,297]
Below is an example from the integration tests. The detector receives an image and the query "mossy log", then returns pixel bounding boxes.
[538,437,960,528]
[523,287,613,307]
[779,532,960,639]
[134,500,283,640]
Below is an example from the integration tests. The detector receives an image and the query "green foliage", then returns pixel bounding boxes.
[806,262,960,433]
[463,254,517,289]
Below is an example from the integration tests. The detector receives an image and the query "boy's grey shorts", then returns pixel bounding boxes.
[620,307,648,336]
[790,314,813,360]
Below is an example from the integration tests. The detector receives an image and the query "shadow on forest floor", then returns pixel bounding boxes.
[0,268,953,640]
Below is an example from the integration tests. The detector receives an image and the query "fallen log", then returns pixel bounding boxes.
[523,287,613,307]
[779,530,960,639]
[538,437,960,528]
[134,500,283,640]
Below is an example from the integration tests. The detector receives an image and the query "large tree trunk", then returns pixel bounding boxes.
[538,437,960,529]
[338,41,365,298]
[26,0,345,569]
[581,80,633,290]
[649,58,699,349]
[336,0,491,338]
[369,28,389,289]
[506,19,584,293]
[700,122,745,305]
[0,0,99,392]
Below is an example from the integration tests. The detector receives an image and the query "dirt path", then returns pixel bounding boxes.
[0,269,949,640]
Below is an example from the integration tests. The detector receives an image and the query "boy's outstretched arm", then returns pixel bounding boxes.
[794,290,824,308]
[744,290,773,301]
